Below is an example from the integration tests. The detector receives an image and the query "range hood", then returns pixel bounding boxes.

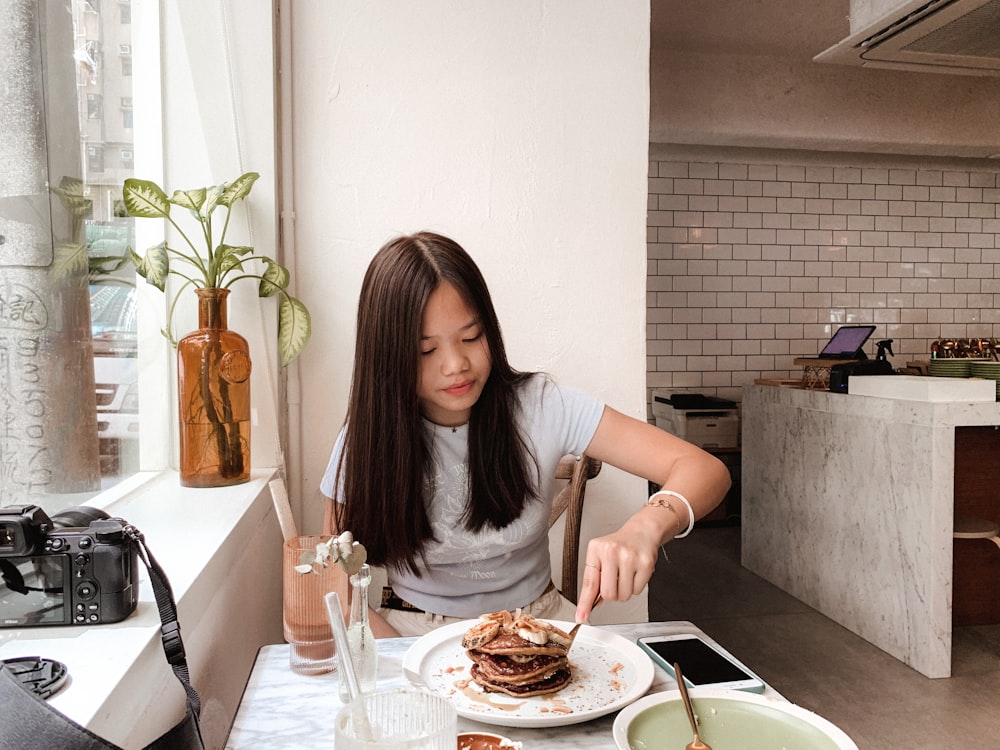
[815,0,1000,75]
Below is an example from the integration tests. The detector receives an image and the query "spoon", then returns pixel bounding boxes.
[675,662,712,750]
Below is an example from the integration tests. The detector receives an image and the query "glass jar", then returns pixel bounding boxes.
[339,563,378,702]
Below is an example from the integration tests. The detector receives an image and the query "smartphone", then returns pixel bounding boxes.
[637,633,765,693]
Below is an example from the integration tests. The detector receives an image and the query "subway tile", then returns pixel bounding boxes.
[900,277,929,293]
[733,180,763,196]
[656,227,689,243]
[806,166,834,182]
[916,170,943,186]
[674,211,706,227]
[932,217,959,233]
[845,277,874,292]
[875,276,903,292]
[673,339,704,355]
[970,172,996,188]
[890,169,918,185]
[901,216,929,232]
[903,185,931,202]
[761,213,792,229]
[875,215,903,231]
[915,201,943,217]
[704,307,733,323]
[761,308,791,324]
[946,234,972,250]
[943,171,971,187]
[719,163,748,180]
[791,213,819,230]
[704,211,735,227]
[732,276,761,292]
[820,183,848,199]
[733,213,763,228]
[956,217,983,232]
[647,210,676,226]
[655,162,688,178]
[748,196,778,213]
[648,177,675,194]
[719,196,749,212]
[969,233,996,248]
[704,179,735,196]
[873,246,902,262]
[658,194,689,210]
[850,217,877,233]
[762,245,792,261]
[805,198,834,214]
[929,186,957,202]
[777,165,805,181]
[791,181,820,198]
[748,165,777,181]
[762,277,791,292]
[704,244,735,260]
[733,244,763,260]
[915,231,943,247]
[861,199,889,216]
[819,214,847,230]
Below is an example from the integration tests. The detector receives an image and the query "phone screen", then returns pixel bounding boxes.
[643,637,753,685]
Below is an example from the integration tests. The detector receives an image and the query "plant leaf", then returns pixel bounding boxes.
[169,188,206,213]
[278,295,311,366]
[51,177,90,217]
[258,259,290,297]
[129,242,169,291]
[218,172,259,207]
[123,178,170,219]
[199,185,224,219]
[216,244,251,276]
[51,243,88,280]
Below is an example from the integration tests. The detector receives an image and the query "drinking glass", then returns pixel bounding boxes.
[282,534,343,675]
[334,688,457,749]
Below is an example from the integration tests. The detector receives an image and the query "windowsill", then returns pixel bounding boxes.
[0,468,283,748]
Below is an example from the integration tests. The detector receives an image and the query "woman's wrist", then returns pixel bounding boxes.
[647,489,695,539]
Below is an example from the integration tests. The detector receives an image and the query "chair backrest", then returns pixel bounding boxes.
[547,453,602,604]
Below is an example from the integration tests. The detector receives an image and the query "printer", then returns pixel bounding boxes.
[651,389,740,450]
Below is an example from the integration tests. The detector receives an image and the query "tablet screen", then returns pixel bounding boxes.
[819,325,875,357]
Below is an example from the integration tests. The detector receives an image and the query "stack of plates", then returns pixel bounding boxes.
[929,359,972,377]
[970,361,1000,400]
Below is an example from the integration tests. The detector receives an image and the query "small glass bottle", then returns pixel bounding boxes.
[338,563,378,702]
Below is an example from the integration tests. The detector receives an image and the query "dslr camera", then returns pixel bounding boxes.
[0,504,139,628]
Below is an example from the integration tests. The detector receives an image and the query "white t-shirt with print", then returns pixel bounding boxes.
[319,373,604,617]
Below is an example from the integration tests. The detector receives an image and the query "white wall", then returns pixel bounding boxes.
[290,0,652,623]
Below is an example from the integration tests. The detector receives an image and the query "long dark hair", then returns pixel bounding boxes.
[335,232,536,574]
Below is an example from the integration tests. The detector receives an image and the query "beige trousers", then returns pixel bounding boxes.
[380,583,578,637]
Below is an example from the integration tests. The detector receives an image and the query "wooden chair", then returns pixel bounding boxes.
[547,453,602,604]
[954,515,1000,551]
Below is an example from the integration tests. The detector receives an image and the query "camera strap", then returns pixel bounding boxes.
[0,525,204,750]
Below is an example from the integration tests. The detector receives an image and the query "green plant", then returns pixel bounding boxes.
[122,171,310,365]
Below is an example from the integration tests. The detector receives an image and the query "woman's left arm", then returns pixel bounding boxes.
[574,405,732,620]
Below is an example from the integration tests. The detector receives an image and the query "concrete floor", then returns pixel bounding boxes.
[647,525,1000,749]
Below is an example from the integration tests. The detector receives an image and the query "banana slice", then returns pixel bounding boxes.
[461,620,500,649]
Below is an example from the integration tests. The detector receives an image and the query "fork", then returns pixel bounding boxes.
[567,593,603,644]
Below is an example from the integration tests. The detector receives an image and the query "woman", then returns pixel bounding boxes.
[321,231,730,637]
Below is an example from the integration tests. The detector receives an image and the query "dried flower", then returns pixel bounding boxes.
[295,531,367,576]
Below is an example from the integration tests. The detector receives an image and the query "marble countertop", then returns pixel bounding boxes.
[224,621,785,749]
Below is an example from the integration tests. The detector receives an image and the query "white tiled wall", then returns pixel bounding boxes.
[647,152,1000,404]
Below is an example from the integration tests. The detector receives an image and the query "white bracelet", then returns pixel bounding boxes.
[648,489,695,539]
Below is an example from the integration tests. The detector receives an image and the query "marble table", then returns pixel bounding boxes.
[224,621,784,748]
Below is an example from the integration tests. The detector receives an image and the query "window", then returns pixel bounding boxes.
[87,144,105,172]
[3,0,279,516]
[87,93,103,118]
[121,55,131,76]
[119,2,130,24]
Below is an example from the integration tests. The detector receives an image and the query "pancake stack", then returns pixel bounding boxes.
[461,610,574,697]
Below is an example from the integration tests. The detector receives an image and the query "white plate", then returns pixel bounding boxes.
[402,619,655,728]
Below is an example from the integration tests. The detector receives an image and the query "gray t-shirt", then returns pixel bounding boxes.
[319,373,604,617]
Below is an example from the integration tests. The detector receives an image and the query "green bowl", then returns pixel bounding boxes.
[613,689,857,750]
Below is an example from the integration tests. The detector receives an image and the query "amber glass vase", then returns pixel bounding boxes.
[177,288,252,487]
